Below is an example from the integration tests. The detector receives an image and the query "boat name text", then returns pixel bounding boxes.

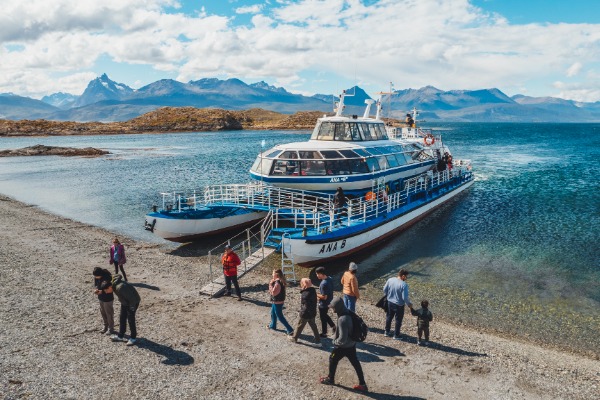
[318,239,347,254]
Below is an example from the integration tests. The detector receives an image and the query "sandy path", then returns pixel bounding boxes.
[0,194,598,399]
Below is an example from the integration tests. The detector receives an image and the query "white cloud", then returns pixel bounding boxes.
[0,0,599,101]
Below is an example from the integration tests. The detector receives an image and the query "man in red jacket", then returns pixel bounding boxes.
[222,245,242,301]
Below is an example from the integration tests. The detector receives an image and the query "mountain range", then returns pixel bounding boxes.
[1,73,599,123]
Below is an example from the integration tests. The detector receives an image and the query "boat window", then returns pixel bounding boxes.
[392,145,403,152]
[325,160,351,175]
[279,151,298,159]
[376,124,389,140]
[365,157,381,172]
[386,154,399,168]
[252,158,272,175]
[393,153,408,165]
[298,151,322,159]
[334,123,352,141]
[251,157,261,172]
[349,123,362,141]
[349,158,370,174]
[314,121,335,140]
[338,149,359,158]
[366,147,383,155]
[320,150,343,159]
[379,146,396,154]
[359,124,375,141]
[377,156,389,170]
[352,148,370,157]
[266,150,282,158]
[299,160,326,175]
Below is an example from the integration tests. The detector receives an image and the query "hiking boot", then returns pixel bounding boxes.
[320,376,334,385]
[111,335,126,342]
[353,384,368,392]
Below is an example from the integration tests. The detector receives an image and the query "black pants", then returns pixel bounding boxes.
[328,346,365,385]
[119,303,138,339]
[224,275,241,297]
[113,261,127,281]
[319,307,335,334]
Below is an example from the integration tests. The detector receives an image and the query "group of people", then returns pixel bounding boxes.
[92,238,140,346]
[220,246,433,392]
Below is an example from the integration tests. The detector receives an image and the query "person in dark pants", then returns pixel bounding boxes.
[383,269,412,339]
[410,300,433,345]
[92,267,114,335]
[222,245,242,301]
[320,297,368,392]
[111,274,140,346]
[289,278,321,346]
[333,187,346,226]
[315,267,336,337]
[109,238,127,281]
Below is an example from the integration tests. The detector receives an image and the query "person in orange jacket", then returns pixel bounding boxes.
[341,262,360,312]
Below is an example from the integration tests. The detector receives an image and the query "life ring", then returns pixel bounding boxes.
[423,134,435,146]
[365,191,374,201]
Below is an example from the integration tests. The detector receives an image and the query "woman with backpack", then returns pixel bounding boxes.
[267,269,294,335]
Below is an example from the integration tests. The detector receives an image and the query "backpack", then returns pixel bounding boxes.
[348,311,368,342]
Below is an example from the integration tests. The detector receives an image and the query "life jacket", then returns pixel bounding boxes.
[270,279,286,302]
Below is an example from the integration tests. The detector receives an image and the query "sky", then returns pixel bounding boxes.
[1,0,599,102]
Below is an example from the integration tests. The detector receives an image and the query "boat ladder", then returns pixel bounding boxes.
[280,232,296,284]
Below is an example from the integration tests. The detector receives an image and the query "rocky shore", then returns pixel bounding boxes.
[0,194,598,399]
[0,144,109,157]
[0,108,329,137]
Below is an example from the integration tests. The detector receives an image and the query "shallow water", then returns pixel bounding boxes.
[1,124,598,355]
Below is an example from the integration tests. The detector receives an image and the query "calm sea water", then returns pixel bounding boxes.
[0,124,598,355]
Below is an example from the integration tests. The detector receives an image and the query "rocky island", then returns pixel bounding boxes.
[0,144,109,157]
[0,107,332,137]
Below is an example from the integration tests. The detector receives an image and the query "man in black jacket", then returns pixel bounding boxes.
[110,274,141,346]
[289,278,321,347]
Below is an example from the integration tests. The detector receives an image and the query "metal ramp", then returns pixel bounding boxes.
[280,232,296,284]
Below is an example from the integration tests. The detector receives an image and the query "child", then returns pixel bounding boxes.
[410,300,433,345]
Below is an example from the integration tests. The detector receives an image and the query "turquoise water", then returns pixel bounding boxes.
[0,124,598,354]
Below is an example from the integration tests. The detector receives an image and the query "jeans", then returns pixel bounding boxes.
[113,261,127,281]
[319,307,335,334]
[292,317,320,343]
[224,274,241,297]
[118,303,138,339]
[385,302,405,337]
[328,346,365,385]
[343,294,357,313]
[269,303,293,334]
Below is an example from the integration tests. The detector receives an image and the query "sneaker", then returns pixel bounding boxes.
[384,331,392,337]
[417,340,421,346]
[105,329,114,336]
[313,342,322,348]
[126,338,137,346]
[353,384,368,392]
[286,331,294,336]
[319,376,334,385]
[111,335,126,342]
[319,333,328,338]
[100,327,108,334]
[288,336,297,343]
[393,335,403,340]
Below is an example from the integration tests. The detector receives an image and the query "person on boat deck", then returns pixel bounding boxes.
[405,113,415,128]
[285,153,298,175]
[341,262,360,312]
[222,245,243,301]
[109,238,128,281]
[333,187,346,226]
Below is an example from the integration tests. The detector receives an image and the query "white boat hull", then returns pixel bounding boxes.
[289,179,474,265]
[145,211,267,242]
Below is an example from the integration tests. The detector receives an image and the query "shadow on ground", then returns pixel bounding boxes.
[136,338,194,365]
[130,282,160,291]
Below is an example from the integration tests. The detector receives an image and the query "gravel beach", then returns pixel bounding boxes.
[1,194,598,399]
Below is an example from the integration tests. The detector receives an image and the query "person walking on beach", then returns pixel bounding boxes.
[222,245,242,301]
[341,262,360,312]
[316,267,336,337]
[410,300,433,345]
[93,267,114,335]
[267,269,294,335]
[383,269,412,339]
[320,297,368,392]
[111,274,141,346]
[289,278,321,347]
[109,238,127,281]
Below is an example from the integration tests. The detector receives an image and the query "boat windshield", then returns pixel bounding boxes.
[310,121,389,141]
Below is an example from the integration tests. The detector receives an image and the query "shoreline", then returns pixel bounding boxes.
[1,193,599,399]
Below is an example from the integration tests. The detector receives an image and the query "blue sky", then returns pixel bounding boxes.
[1,0,599,102]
